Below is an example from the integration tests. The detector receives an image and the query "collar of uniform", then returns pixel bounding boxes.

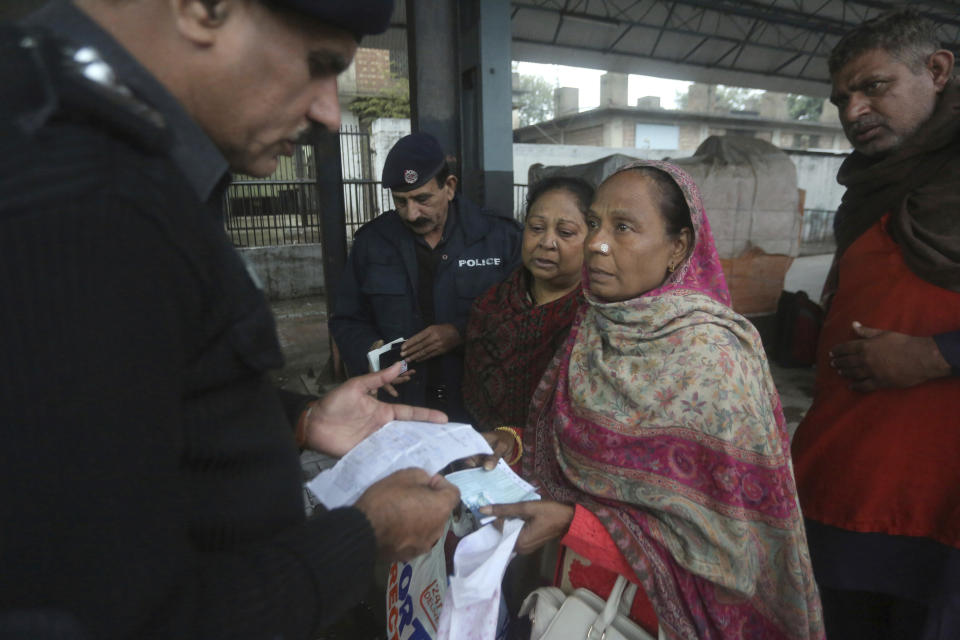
[414,198,458,248]
[24,1,230,206]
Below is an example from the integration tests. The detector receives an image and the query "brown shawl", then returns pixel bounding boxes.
[834,79,960,291]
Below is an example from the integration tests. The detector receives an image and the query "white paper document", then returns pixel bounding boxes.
[446,459,540,524]
[306,420,492,509]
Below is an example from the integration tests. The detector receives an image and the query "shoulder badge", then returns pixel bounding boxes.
[0,24,169,150]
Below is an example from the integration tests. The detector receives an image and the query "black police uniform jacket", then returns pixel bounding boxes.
[0,20,374,640]
[330,196,521,421]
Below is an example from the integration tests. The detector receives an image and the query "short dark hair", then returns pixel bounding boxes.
[524,176,594,219]
[829,9,942,75]
[619,167,692,237]
[433,162,451,188]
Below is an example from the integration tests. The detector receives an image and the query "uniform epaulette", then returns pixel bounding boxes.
[0,23,170,153]
[354,213,391,236]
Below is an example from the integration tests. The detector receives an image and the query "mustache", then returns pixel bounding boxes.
[848,117,885,134]
[405,218,430,228]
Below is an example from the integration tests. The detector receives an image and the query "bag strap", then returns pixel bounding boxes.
[587,575,634,639]
[619,580,638,617]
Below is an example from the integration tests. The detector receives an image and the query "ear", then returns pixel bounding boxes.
[171,0,232,46]
[927,50,954,92]
[670,227,693,268]
[443,174,458,199]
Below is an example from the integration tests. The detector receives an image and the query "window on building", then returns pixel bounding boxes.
[634,123,679,150]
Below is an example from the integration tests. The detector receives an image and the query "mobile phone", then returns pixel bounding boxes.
[379,341,406,370]
[367,337,406,372]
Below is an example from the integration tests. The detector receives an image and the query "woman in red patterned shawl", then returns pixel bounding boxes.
[463,176,593,432]
[481,161,824,639]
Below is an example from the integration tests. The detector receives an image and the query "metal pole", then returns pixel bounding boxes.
[314,131,348,318]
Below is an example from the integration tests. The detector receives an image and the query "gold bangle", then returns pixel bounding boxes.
[494,426,523,465]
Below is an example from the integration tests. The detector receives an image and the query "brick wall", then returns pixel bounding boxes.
[354,48,395,95]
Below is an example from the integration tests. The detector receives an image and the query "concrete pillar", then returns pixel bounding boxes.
[370,118,412,187]
[458,0,514,216]
[406,0,461,162]
[604,118,626,147]
[555,87,579,117]
[600,72,629,107]
[686,83,711,112]
[758,92,789,120]
[637,96,661,109]
[819,100,841,124]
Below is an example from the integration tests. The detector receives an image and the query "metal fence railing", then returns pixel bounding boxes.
[226,164,533,248]
[224,145,320,247]
[513,184,528,222]
[340,128,387,241]
[800,208,836,245]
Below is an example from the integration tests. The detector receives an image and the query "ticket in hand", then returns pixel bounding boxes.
[445,459,540,525]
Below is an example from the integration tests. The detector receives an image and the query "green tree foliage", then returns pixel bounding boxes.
[349,88,411,123]
[515,73,556,126]
[674,84,761,112]
[787,94,825,121]
[713,85,762,111]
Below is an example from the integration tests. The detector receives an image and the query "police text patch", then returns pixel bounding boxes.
[458,257,502,268]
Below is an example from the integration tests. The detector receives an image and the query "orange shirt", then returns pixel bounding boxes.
[792,216,960,547]
[560,504,659,635]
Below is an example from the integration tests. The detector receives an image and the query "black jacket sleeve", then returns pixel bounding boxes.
[0,194,375,639]
[933,330,960,376]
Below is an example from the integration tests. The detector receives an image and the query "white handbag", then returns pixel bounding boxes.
[519,575,660,640]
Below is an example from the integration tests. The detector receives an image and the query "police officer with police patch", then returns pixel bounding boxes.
[331,133,521,422]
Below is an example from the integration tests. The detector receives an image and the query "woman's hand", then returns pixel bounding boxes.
[478,500,575,554]
[461,429,517,470]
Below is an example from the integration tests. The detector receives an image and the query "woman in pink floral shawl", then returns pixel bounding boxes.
[482,161,823,639]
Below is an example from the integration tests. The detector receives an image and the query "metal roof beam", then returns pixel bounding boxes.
[513,2,830,60]
[513,35,821,81]
[658,0,849,34]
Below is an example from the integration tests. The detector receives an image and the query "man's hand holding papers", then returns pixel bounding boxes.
[354,469,460,561]
[300,361,448,455]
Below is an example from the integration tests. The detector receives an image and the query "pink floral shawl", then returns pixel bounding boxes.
[523,161,823,639]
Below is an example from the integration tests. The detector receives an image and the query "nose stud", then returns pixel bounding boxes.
[599,243,610,255]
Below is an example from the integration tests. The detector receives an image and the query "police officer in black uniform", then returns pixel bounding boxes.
[0,1,459,638]
[330,133,522,423]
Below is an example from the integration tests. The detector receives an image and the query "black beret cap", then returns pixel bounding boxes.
[269,0,395,38]
[382,132,446,191]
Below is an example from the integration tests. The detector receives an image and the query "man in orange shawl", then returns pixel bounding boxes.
[791,9,960,638]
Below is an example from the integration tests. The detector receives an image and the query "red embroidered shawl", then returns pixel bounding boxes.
[463,267,582,431]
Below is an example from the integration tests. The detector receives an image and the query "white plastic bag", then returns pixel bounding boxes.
[386,519,450,640]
